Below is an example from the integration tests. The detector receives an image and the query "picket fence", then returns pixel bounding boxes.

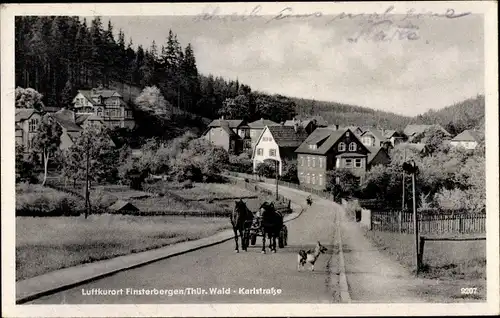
[371,210,486,234]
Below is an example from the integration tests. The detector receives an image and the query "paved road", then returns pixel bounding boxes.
[28,185,340,304]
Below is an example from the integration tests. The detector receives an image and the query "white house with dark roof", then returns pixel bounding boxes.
[252,125,308,175]
[72,87,135,129]
[247,118,280,149]
[450,130,481,150]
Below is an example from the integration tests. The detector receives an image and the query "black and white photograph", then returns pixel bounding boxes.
[1,2,498,317]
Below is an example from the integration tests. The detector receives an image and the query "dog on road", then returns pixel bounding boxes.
[297,241,328,271]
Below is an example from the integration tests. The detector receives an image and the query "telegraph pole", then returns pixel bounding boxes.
[402,148,406,211]
[403,160,419,274]
[84,139,90,219]
[275,160,279,201]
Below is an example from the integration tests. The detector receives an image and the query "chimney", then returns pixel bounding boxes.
[335,124,339,130]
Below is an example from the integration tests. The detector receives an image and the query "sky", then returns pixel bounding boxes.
[99,10,484,117]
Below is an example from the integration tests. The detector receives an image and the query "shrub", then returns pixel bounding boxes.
[255,160,276,178]
[16,184,85,216]
[434,188,468,211]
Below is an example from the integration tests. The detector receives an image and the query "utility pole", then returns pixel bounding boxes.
[402,148,406,211]
[275,160,279,201]
[403,160,419,274]
[412,167,418,273]
[84,140,90,219]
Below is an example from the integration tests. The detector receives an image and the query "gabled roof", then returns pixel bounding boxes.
[361,128,387,142]
[15,109,39,122]
[52,109,82,132]
[383,129,397,138]
[283,119,313,128]
[295,127,344,155]
[451,130,481,142]
[404,124,451,136]
[248,118,280,129]
[75,114,90,125]
[208,119,244,129]
[266,125,308,148]
[76,90,96,105]
[220,121,241,139]
[366,146,384,164]
[108,200,139,212]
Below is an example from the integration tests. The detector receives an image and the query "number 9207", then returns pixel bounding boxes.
[461,287,478,295]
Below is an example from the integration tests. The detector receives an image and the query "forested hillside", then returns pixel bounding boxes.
[15,16,484,142]
[293,98,413,131]
[411,95,485,135]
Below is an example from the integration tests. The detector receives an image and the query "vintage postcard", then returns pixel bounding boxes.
[1,1,499,317]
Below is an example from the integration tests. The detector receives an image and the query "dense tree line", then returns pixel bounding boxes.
[411,95,485,135]
[15,16,299,125]
[293,98,414,131]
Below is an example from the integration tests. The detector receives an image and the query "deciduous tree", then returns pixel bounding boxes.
[31,115,62,186]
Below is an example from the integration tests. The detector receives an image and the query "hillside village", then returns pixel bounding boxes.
[12,14,489,304]
[13,15,486,223]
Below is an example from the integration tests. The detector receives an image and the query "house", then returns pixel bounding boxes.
[252,125,308,176]
[15,108,43,153]
[72,87,135,129]
[399,142,429,155]
[360,128,388,147]
[108,200,139,213]
[366,146,391,169]
[382,129,405,146]
[52,109,85,150]
[247,118,280,149]
[295,128,370,190]
[202,117,250,154]
[404,124,451,141]
[327,124,364,136]
[284,117,317,135]
[450,130,481,150]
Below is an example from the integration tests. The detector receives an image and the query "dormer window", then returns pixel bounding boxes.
[338,142,346,152]
[349,142,357,151]
[308,144,317,150]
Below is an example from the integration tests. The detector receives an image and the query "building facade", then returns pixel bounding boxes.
[253,125,308,176]
[450,130,480,150]
[295,128,370,190]
[73,88,135,129]
[202,118,250,154]
[247,118,280,150]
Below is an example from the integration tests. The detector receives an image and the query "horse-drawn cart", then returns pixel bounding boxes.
[243,203,288,249]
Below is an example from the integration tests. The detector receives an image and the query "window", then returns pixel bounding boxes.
[312,174,316,185]
[362,136,374,146]
[307,156,311,167]
[349,142,357,151]
[269,149,276,157]
[312,157,316,168]
[250,130,255,137]
[306,173,311,184]
[344,158,353,168]
[319,174,323,186]
[300,156,304,166]
[29,118,38,132]
[319,157,323,168]
[346,131,350,137]
[338,142,346,152]
[355,158,362,168]
[257,148,263,156]
[336,159,340,168]
[308,144,317,150]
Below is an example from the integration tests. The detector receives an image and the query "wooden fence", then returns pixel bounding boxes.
[371,210,486,234]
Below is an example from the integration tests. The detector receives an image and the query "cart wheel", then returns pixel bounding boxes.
[278,230,285,248]
[283,226,288,246]
[251,234,257,246]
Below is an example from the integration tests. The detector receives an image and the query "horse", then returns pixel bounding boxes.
[230,199,253,253]
[259,201,284,254]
